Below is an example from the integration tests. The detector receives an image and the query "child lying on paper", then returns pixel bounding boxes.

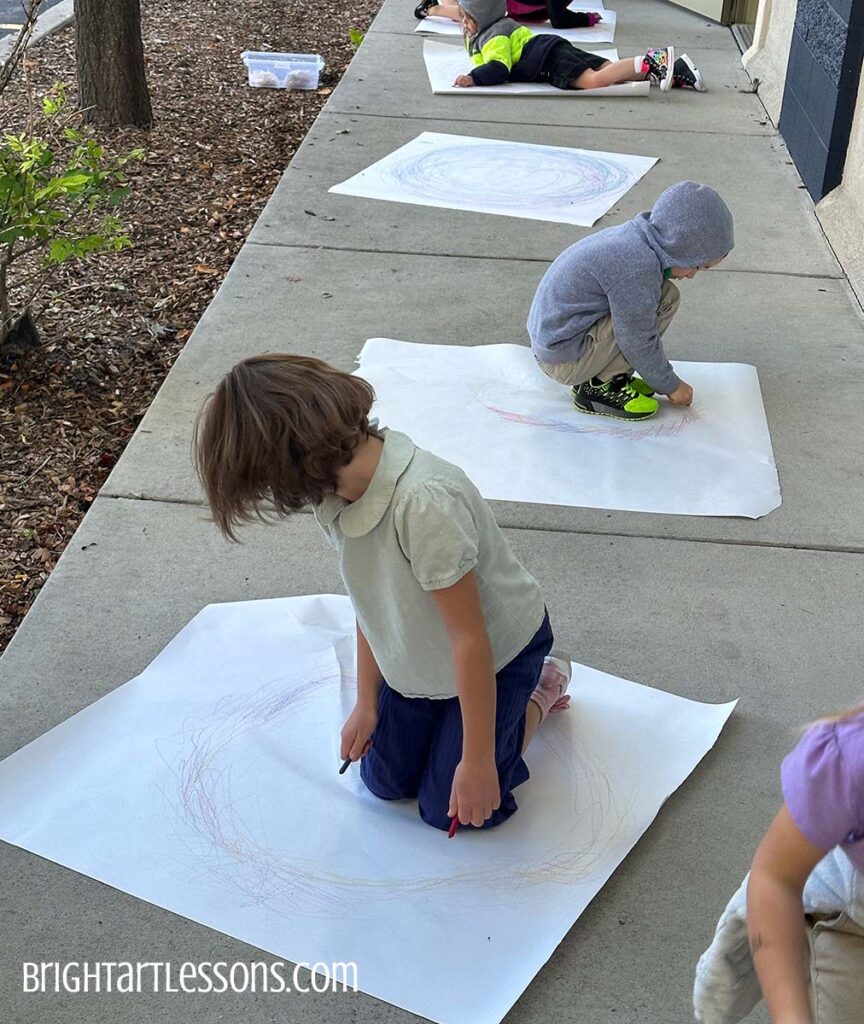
[454,0,706,92]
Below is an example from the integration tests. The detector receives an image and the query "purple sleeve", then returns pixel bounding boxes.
[781,722,858,851]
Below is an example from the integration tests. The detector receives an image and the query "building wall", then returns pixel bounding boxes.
[743,0,797,122]
[779,0,864,200]
[817,55,864,303]
[745,0,864,302]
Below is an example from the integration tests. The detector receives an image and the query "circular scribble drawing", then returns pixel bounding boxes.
[160,668,631,915]
[386,142,635,211]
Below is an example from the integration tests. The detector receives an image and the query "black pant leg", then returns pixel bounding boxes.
[545,0,593,29]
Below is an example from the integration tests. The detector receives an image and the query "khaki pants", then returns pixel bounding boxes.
[537,278,680,388]
[807,912,864,1024]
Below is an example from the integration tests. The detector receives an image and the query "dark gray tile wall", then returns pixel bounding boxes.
[778,0,864,199]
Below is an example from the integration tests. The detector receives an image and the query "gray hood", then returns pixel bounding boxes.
[635,181,734,269]
[460,0,507,35]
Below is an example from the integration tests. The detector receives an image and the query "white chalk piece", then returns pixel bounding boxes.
[357,339,782,519]
[330,130,657,227]
[0,594,736,1024]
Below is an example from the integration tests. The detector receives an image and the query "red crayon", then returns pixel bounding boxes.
[448,816,459,839]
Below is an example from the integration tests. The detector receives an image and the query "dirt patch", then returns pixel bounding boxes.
[0,0,382,651]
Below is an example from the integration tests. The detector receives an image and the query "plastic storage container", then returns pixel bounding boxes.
[241,51,325,91]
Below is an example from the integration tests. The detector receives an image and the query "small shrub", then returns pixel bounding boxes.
[0,83,144,354]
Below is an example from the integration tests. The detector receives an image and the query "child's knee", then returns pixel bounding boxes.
[360,753,419,801]
[568,70,593,91]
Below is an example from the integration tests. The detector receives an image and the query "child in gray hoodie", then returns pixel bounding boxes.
[528,181,734,420]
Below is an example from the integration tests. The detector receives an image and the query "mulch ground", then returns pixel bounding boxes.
[0,0,382,652]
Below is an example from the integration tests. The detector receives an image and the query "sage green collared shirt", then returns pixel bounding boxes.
[314,430,546,698]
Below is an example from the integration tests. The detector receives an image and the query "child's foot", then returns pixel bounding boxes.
[572,374,660,420]
[414,0,437,17]
[529,656,572,722]
[642,46,675,92]
[672,54,706,91]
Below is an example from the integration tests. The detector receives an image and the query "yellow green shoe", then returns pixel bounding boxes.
[572,374,659,420]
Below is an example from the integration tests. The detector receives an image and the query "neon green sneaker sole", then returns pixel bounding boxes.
[572,390,659,421]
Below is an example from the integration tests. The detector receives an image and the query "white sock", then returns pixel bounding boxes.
[634,54,644,74]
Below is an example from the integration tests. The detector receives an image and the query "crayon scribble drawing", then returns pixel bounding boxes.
[485,403,696,441]
[330,131,657,227]
[159,662,630,916]
[0,594,737,1024]
[356,338,782,518]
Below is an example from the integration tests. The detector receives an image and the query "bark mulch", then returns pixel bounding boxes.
[0,0,382,652]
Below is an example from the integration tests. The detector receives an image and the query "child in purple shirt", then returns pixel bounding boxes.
[747,707,864,1024]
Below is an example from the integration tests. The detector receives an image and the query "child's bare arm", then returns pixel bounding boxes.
[340,621,383,761]
[430,571,500,827]
[747,804,826,1024]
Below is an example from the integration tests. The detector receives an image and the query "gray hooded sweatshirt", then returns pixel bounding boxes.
[527,181,735,395]
[459,0,509,54]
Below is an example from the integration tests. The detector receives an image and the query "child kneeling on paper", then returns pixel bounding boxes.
[694,701,864,1024]
[528,181,734,421]
[195,355,571,833]
[453,0,706,92]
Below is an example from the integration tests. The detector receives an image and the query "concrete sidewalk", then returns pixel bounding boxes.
[3,1,864,1022]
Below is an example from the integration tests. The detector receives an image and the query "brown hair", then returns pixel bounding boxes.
[194,354,375,539]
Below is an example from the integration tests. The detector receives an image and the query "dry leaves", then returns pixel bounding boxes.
[0,0,382,652]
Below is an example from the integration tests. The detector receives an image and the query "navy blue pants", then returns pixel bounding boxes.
[360,611,553,831]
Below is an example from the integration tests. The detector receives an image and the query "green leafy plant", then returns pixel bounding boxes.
[348,27,364,49]
[0,82,145,354]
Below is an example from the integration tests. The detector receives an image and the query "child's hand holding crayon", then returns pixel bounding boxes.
[340,704,377,767]
[448,757,501,828]
[668,380,694,406]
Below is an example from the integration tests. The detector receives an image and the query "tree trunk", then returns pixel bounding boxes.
[75,0,153,127]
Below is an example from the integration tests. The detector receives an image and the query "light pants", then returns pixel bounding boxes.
[693,847,864,1024]
[807,911,864,1024]
[536,278,680,387]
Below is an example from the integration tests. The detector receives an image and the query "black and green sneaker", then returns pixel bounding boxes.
[629,376,655,397]
[572,374,660,420]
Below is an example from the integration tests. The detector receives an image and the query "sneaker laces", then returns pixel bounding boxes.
[602,375,639,399]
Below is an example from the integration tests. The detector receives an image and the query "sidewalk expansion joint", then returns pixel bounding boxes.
[366,29,745,53]
[319,108,779,139]
[103,492,206,509]
[245,239,842,279]
[100,495,864,558]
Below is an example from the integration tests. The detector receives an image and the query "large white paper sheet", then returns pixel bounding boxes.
[415,10,617,43]
[330,131,657,227]
[424,39,648,97]
[0,595,736,1024]
[357,339,781,519]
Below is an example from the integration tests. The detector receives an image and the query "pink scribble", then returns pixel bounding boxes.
[486,405,695,441]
